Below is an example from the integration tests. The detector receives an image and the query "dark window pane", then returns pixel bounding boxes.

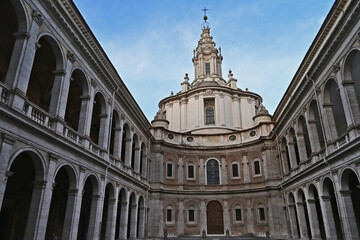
[206,107,215,124]
[167,163,172,177]
[254,161,260,175]
[207,159,220,185]
[189,209,195,222]
[205,63,210,75]
[259,207,265,221]
[167,209,172,222]
[188,165,194,178]
[232,164,239,177]
[235,208,242,221]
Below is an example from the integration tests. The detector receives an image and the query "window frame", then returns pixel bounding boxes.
[233,205,243,223]
[166,161,174,179]
[187,205,197,225]
[166,206,174,224]
[231,162,240,179]
[205,63,211,76]
[206,159,221,185]
[257,204,266,222]
[252,158,262,177]
[186,162,196,180]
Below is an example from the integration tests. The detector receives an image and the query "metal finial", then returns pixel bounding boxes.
[202,7,209,22]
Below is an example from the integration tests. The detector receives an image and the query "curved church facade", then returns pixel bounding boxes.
[0,0,360,239]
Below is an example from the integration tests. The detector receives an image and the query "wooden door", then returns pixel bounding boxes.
[207,201,224,234]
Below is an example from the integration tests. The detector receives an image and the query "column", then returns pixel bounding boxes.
[296,132,308,162]
[288,204,299,238]
[134,146,141,173]
[307,120,321,153]
[0,134,15,208]
[195,95,200,127]
[342,80,360,125]
[199,157,205,188]
[78,94,91,136]
[69,167,86,239]
[178,200,184,236]
[320,196,337,240]
[339,190,360,240]
[105,198,117,240]
[124,134,133,167]
[119,199,129,240]
[62,189,79,240]
[220,156,227,187]
[223,200,231,234]
[200,200,207,234]
[178,156,184,190]
[99,113,109,149]
[180,98,187,131]
[262,151,268,180]
[9,11,43,112]
[246,199,254,233]
[24,181,47,240]
[281,150,290,174]
[87,194,102,240]
[32,154,58,239]
[287,140,298,169]
[232,95,241,128]
[113,127,122,159]
[296,202,309,239]
[242,155,250,183]
[138,203,146,238]
[307,199,321,239]
[129,201,138,239]
[220,93,226,126]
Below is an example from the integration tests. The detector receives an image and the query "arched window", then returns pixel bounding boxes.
[344,50,360,123]
[90,93,106,145]
[257,203,266,222]
[166,161,173,178]
[233,204,243,222]
[309,100,325,150]
[131,134,137,169]
[187,205,196,224]
[206,159,220,185]
[187,162,195,180]
[231,162,240,178]
[253,158,261,176]
[281,138,291,173]
[166,206,174,224]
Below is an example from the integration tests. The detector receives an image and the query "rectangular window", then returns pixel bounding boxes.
[205,63,210,75]
[167,163,173,178]
[188,210,195,222]
[188,165,194,179]
[254,161,260,175]
[235,209,242,221]
[259,207,265,221]
[232,164,239,177]
[167,209,172,222]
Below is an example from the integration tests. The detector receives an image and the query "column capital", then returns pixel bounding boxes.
[68,188,79,196]
[32,10,44,26]
[339,190,352,196]
[33,180,47,189]
[13,32,30,40]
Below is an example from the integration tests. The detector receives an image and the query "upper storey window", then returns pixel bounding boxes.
[205,63,210,75]
[204,99,215,125]
[206,159,220,185]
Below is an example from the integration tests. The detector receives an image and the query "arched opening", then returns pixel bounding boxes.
[298,116,312,158]
[77,175,99,240]
[206,159,220,185]
[207,200,224,234]
[288,193,300,238]
[289,128,300,166]
[323,178,343,239]
[45,168,70,239]
[109,110,120,156]
[323,79,347,138]
[344,50,360,122]
[64,69,87,131]
[27,36,58,112]
[308,100,325,151]
[115,188,126,239]
[0,152,37,239]
[341,169,360,237]
[0,0,17,83]
[298,189,311,239]
[90,93,106,145]
[121,123,129,162]
[308,184,326,239]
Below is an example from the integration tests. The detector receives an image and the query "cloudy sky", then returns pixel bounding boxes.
[73,0,334,121]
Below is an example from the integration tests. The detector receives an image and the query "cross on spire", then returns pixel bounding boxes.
[202,7,209,21]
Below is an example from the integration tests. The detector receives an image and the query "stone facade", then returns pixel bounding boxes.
[0,0,360,240]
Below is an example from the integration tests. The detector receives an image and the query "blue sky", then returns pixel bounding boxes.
[73,0,334,121]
